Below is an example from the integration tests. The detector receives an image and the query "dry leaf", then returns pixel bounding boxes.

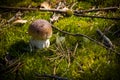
[40,1,51,9]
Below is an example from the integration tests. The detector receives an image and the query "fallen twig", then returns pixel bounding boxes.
[74,13,120,20]
[35,73,68,80]
[0,6,66,13]
[0,11,23,28]
[7,11,22,23]
[96,29,113,49]
[0,6,39,11]
[0,6,119,13]
[73,42,78,56]
[74,7,119,14]
[52,25,120,55]
[0,6,119,20]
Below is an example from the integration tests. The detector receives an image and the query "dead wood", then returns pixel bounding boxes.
[0,6,38,11]
[35,73,68,80]
[0,6,119,20]
[74,7,119,14]
[0,6,66,13]
[74,13,120,20]
[52,25,120,55]
[96,29,113,49]
[0,6,119,13]
[7,11,22,23]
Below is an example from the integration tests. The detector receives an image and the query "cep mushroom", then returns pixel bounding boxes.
[28,19,52,49]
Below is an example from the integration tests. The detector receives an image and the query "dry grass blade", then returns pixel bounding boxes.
[0,58,23,74]
[73,42,78,57]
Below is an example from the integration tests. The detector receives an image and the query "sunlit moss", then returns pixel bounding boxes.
[0,0,120,80]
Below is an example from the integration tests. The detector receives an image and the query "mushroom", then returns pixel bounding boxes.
[28,19,52,49]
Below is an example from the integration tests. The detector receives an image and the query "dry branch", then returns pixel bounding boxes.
[0,6,120,20]
[96,29,113,49]
[0,11,22,28]
[74,7,119,13]
[7,11,22,23]
[0,6,66,13]
[0,6,38,11]
[35,73,68,80]
[0,6,119,13]
[52,25,120,55]
[74,13,120,20]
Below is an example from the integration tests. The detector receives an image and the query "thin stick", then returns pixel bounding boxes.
[96,29,113,49]
[0,6,119,13]
[0,6,38,11]
[74,7,119,13]
[0,6,66,13]
[74,13,120,20]
[35,73,68,80]
[52,25,120,55]
[73,42,78,56]
[7,11,22,23]
[0,6,119,20]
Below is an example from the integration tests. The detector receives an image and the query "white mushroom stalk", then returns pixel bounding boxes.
[28,19,52,49]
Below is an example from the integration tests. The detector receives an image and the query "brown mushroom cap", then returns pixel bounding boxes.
[28,19,52,40]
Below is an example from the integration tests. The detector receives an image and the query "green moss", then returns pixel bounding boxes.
[0,0,120,80]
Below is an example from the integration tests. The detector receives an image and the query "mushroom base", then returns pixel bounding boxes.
[30,38,50,49]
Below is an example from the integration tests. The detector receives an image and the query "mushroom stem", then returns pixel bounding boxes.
[30,38,50,49]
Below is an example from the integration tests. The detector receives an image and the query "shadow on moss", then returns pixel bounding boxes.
[8,40,30,58]
[0,0,23,6]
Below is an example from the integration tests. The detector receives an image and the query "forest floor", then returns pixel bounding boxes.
[0,0,120,80]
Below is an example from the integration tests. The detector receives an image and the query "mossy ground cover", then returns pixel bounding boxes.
[0,0,120,80]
